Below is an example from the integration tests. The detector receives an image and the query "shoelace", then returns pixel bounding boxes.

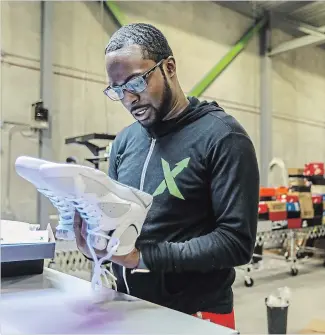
[40,189,74,226]
[73,198,119,291]
[39,188,118,290]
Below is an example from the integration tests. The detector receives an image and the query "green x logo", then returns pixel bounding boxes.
[153,157,190,200]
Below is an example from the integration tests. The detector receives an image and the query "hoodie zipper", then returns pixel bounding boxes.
[140,138,156,192]
[123,137,156,295]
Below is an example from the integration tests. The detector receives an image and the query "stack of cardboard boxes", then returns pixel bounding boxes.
[287,168,315,229]
[304,162,325,226]
[257,162,325,231]
[258,188,288,231]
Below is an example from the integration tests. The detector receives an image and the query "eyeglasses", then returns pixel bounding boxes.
[103,59,165,101]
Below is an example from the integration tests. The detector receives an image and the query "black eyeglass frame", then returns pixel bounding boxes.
[103,58,166,101]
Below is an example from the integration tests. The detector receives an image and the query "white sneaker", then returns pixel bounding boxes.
[39,163,153,256]
[39,163,153,290]
[15,156,75,241]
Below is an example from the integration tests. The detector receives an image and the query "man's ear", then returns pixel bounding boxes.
[165,56,176,78]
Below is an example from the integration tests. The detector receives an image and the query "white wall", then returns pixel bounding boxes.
[1,1,325,224]
[271,28,325,168]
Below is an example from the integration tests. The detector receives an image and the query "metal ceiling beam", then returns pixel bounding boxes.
[103,1,127,28]
[272,1,315,14]
[272,13,325,37]
[216,1,325,52]
[215,1,262,18]
[189,16,267,98]
[268,25,325,56]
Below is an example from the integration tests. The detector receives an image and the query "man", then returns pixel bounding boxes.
[75,23,259,329]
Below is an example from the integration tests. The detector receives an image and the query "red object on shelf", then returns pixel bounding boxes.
[286,195,299,203]
[269,211,287,221]
[287,218,302,229]
[276,194,288,203]
[259,203,268,214]
[260,187,276,198]
[304,162,324,176]
[312,195,323,204]
[275,187,288,196]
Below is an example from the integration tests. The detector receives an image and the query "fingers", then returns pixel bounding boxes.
[73,210,82,232]
[74,210,87,247]
[74,210,88,241]
[81,218,88,241]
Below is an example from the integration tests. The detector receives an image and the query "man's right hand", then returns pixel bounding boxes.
[73,211,107,260]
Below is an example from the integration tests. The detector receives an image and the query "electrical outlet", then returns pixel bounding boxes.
[30,101,49,129]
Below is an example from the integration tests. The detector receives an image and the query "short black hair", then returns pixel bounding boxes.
[105,23,173,62]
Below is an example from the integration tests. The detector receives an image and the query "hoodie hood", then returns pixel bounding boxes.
[145,97,223,138]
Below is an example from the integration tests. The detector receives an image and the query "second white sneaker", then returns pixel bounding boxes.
[15,156,76,241]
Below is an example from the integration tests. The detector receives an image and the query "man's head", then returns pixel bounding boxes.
[104,23,179,128]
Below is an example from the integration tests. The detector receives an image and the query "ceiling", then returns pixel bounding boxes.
[215,1,325,52]
[216,1,325,28]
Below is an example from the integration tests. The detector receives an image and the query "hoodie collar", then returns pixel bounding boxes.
[143,97,221,138]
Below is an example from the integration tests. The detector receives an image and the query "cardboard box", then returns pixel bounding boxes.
[288,168,304,176]
[260,187,276,198]
[286,194,299,203]
[267,201,287,212]
[312,195,323,204]
[287,218,302,229]
[304,162,325,176]
[258,202,268,214]
[290,185,311,193]
[286,202,300,211]
[312,185,325,194]
[302,217,322,228]
[299,318,325,334]
[314,203,324,216]
[314,216,323,226]
[291,192,315,219]
[289,177,305,187]
[269,211,287,221]
[308,176,325,185]
[286,202,301,219]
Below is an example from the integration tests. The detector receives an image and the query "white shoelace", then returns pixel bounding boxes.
[40,189,74,227]
[39,188,118,290]
[73,199,119,291]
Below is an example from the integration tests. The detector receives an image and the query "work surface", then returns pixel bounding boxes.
[1,268,237,334]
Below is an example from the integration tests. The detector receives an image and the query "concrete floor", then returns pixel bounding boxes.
[233,260,325,334]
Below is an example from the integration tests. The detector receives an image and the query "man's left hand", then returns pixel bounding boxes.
[110,248,140,269]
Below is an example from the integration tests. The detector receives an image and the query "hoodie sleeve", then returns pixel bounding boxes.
[139,132,260,273]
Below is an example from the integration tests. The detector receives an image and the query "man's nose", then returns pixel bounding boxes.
[123,90,139,107]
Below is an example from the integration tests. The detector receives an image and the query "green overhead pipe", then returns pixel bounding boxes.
[189,16,268,98]
[104,1,128,28]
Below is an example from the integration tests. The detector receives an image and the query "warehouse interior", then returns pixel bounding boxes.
[1,1,325,334]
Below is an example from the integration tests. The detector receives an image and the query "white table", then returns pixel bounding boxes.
[1,268,238,335]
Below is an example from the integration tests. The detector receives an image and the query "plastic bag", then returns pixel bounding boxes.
[266,286,291,308]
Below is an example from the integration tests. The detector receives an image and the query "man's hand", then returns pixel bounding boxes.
[73,211,107,259]
[73,211,140,268]
[110,248,140,269]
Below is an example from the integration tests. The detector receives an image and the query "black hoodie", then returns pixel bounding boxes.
[109,97,259,315]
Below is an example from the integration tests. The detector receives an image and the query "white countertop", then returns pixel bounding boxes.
[1,268,238,335]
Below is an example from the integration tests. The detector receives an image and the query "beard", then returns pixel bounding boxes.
[144,71,173,129]
[157,74,173,121]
